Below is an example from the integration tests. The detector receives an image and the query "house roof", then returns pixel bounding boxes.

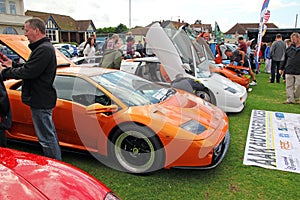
[128,27,149,36]
[225,23,278,35]
[25,10,95,32]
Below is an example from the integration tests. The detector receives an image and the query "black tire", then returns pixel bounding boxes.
[195,88,216,105]
[108,124,165,174]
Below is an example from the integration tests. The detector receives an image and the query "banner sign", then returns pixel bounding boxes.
[243,110,300,173]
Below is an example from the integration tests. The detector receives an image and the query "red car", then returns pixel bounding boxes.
[0,147,121,200]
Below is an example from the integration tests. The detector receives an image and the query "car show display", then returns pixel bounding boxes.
[1,34,230,174]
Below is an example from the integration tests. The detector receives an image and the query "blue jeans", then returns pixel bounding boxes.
[31,108,62,160]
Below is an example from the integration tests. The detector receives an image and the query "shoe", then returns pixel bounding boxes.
[249,81,257,86]
[268,80,274,83]
[295,100,300,104]
[283,101,294,104]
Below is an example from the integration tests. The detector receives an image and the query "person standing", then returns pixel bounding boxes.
[270,34,286,83]
[99,36,123,69]
[83,36,96,63]
[0,67,12,147]
[136,40,144,57]
[126,37,135,59]
[264,42,272,73]
[237,36,247,54]
[280,32,300,104]
[282,39,292,83]
[0,18,62,160]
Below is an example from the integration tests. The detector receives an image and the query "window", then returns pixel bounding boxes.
[0,0,6,13]
[54,75,111,106]
[2,27,17,34]
[46,29,57,42]
[9,1,16,14]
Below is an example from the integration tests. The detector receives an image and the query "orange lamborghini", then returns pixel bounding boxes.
[1,34,230,174]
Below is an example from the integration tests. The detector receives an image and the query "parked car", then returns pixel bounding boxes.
[225,42,238,51]
[122,23,247,113]
[0,147,121,200]
[54,43,78,56]
[56,46,73,58]
[121,57,212,102]
[1,34,230,174]
[77,40,105,57]
[0,44,20,62]
[56,47,87,65]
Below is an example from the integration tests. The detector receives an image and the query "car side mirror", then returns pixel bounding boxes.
[86,103,118,114]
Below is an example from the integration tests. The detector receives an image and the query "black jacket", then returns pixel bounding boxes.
[1,37,57,109]
[0,74,12,130]
[282,44,300,75]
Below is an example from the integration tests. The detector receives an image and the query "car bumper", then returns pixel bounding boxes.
[170,130,230,170]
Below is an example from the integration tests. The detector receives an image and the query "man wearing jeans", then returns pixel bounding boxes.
[280,32,300,104]
[0,18,61,160]
[270,34,286,83]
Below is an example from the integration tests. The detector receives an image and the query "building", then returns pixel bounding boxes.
[247,28,300,43]
[0,0,96,45]
[224,23,278,43]
[25,10,96,44]
[0,0,31,34]
[190,20,212,33]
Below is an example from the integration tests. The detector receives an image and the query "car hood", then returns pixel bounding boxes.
[146,23,187,81]
[146,23,213,81]
[0,34,75,67]
[0,163,48,199]
[0,147,110,199]
[127,90,227,139]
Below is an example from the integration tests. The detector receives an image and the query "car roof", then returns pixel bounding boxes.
[57,65,117,77]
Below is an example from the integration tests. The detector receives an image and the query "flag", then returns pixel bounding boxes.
[262,24,267,37]
[255,0,270,71]
[264,10,271,23]
[214,21,224,44]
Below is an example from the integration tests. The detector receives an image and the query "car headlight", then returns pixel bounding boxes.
[180,120,207,135]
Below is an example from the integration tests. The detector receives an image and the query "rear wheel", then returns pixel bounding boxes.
[108,124,165,174]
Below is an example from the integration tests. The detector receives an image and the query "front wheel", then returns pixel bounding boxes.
[195,88,216,105]
[108,124,165,174]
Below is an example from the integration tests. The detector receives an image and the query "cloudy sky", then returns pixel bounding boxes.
[24,0,299,32]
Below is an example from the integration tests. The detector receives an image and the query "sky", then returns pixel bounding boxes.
[23,0,299,32]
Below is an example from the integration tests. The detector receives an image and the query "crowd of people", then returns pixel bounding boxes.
[216,33,300,104]
[0,16,299,154]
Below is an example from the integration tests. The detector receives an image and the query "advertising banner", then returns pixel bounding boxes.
[243,110,300,173]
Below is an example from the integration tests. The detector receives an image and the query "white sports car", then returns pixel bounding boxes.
[121,23,247,113]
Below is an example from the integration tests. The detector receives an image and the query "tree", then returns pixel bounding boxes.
[96,23,129,34]
[116,23,129,33]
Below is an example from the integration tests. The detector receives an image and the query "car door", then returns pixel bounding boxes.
[6,80,36,140]
[53,75,112,152]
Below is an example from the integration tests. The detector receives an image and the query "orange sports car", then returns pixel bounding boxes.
[1,34,230,174]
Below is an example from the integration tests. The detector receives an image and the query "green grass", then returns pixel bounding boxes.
[9,66,300,200]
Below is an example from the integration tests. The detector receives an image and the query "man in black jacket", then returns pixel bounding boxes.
[0,18,61,160]
[0,71,11,147]
[280,32,300,104]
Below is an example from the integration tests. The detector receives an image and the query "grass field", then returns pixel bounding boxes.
[9,67,300,200]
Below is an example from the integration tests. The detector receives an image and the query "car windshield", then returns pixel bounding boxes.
[162,24,211,78]
[90,71,176,107]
